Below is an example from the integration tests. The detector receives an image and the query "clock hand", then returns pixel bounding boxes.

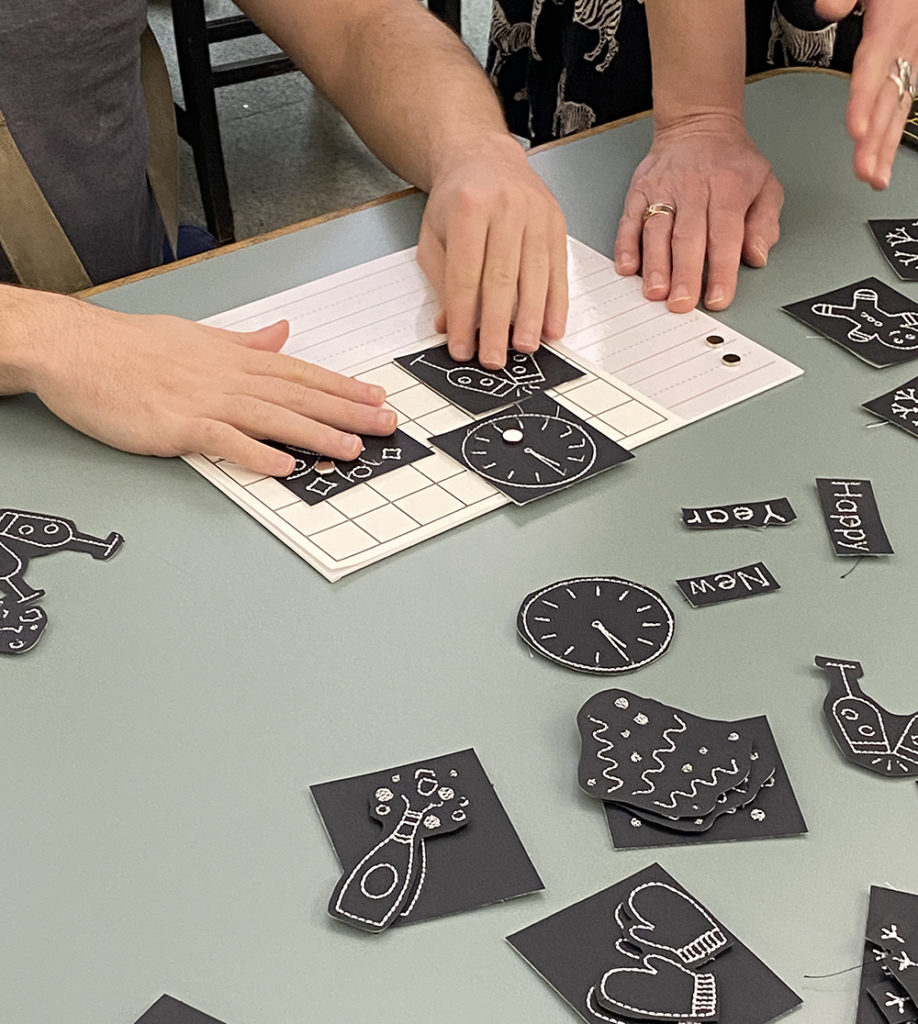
[522,447,566,475]
[591,620,632,662]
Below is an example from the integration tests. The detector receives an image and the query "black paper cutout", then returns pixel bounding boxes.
[596,953,718,1021]
[394,342,585,415]
[578,690,755,819]
[311,748,543,929]
[429,392,634,505]
[622,881,731,968]
[606,717,807,849]
[270,429,433,506]
[867,981,915,1024]
[508,863,802,1024]
[132,994,229,1024]
[620,742,775,834]
[681,498,796,531]
[517,577,675,675]
[863,376,918,439]
[869,220,918,282]
[676,563,780,608]
[815,657,918,776]
[327,766,470,932]
[783,278,918,367]
[0,599,47,656]
[857,887,918,1024]
[0,509,123,604]
[816,478,893,557]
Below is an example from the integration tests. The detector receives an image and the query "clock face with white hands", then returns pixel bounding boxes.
[517,577,675,674]
[461,411,597,489]
[428,393,634,505]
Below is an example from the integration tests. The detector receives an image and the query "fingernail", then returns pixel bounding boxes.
[367,384,386,403]
[752,244,768,267]
[671,289,692,305]
[706,287,726,308]
[648,272,665,294]
[618,253,637,271]
[451,345,474,362]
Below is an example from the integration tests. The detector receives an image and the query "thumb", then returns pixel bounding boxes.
[233,319,290,352]
[813,0,859,21]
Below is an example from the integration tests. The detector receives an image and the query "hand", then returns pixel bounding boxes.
[816,0,918,189]
[11,293,396,476]
[416,132,569,370]
[614,115,784,312]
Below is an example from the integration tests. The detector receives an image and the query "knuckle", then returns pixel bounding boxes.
[484,260,518,288]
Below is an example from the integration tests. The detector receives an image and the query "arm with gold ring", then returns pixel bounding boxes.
[613,0,784,314]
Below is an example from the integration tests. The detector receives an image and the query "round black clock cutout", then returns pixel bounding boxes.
[517,576,675,674]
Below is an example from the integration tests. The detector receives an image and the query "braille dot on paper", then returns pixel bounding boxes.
[721,352,742,367]
[502,427,524,444]
[706,335,725,347]
[315,460,336,475]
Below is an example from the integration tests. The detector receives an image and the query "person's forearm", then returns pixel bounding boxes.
[0,284,73,395]
[237,0,516,192]
[644,0,747,129]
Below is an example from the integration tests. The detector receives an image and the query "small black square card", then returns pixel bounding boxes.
[395,342,585,415]
[269,429,433,506]
[428,393,634,505]
[132,995,228,1024]
[783,278,918,367]
[311,748,543,931]
[864,375,918,439]
[507,863,801,1024]
[869,220,918,281]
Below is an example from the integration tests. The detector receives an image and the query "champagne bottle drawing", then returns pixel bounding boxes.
[329,766,469,932]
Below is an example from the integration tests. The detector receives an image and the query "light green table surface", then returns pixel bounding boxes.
[3,70,918,1024]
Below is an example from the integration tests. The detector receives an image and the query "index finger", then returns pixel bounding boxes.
[240,347,388,407]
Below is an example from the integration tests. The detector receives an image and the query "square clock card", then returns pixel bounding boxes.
[395,341,585,415]
[507,862,801,1024]
[783,278,918,367]
[311,748,543,933]
[429,392,634,505]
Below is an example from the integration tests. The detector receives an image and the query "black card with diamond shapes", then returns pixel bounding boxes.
[269,429,433,506]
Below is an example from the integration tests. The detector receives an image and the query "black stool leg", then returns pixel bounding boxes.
[171,0,236,245]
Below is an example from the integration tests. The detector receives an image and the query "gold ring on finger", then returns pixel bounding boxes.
[642,202,677,223]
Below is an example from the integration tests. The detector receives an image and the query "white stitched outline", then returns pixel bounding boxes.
[651,760,741,811]
[520,577,674,674]
[633,715,687,795]
[585,987,632,1024]
[598,954,717,1020]
[588,715,623,793]
[624,882,727,966]
[399,839,427,919]
[334,794,420,929]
